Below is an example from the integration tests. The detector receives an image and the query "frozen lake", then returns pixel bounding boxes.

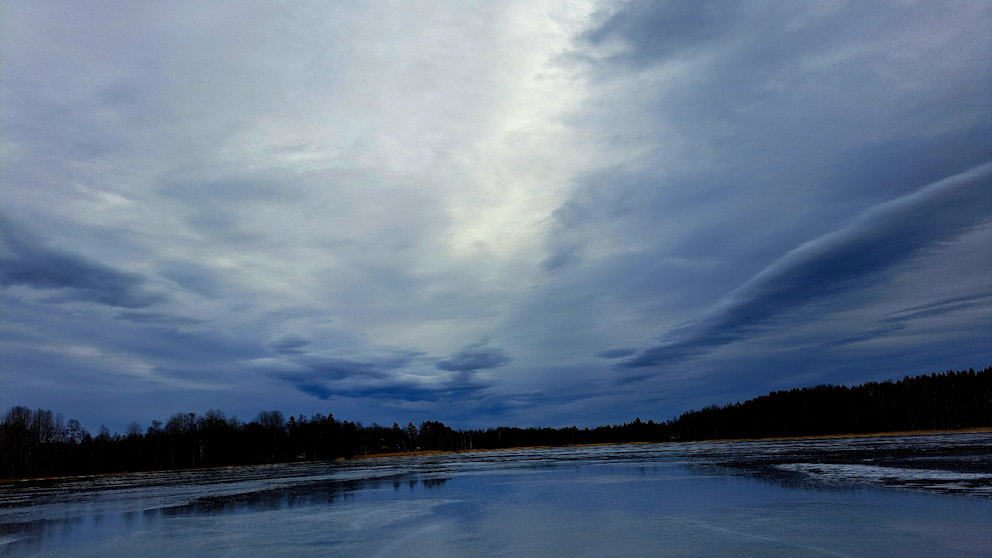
[2,432,990,557]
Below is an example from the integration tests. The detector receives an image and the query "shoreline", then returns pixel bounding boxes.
[3,427,989,485]
[349,426,992,461]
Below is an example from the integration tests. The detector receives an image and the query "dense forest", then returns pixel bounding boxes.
[2,367,989,480]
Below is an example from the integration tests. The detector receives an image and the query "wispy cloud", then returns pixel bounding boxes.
[0,217,165,309]
[265,334,312,355]
[585,0,739,68]
[113,311,205,326]
[878,292,992,323]
[2,1,989,428]
[618,164,992,371]
[265,351,494,403]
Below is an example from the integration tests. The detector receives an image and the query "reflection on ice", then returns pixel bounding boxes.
[0,432,989,557]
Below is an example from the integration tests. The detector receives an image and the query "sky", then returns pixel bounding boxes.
[1,0,990,432]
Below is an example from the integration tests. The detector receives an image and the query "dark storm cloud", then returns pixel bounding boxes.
[0,217,164,309]
[435,340,513,372]
[618,163,992,370]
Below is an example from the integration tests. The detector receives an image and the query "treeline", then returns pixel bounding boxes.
[1,367,989,480]
[667,367,991,441]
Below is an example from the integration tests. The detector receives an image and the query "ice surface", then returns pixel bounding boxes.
[1,432,989,557]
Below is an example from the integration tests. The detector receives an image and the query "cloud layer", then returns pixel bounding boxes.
[0,218,164,308]
[618,164,992,371]
[1,0,989,430]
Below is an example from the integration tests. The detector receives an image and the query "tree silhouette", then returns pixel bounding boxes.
[1,367,988,480]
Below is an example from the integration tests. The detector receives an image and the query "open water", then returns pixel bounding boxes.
[1,432,990,557]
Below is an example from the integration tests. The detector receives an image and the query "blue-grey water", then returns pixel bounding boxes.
[2,432,990,557]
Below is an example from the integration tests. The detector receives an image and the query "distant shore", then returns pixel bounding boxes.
[3,427,988,485]
[348,426,992,461]
[6,368,986,484]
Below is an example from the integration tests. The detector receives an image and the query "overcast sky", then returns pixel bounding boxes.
[2,0,990,432]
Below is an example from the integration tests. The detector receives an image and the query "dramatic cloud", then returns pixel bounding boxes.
[265,350,493,403]
[619,164,992,370]
[1,0,989,429]
[0,218,164,309]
